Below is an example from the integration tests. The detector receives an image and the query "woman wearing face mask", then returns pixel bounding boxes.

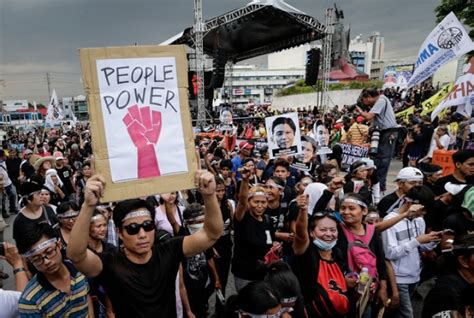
[293,194,349,317]
[337,193,388,317]
[232,167,278,292]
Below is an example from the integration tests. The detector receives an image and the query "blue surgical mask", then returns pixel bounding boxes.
[312,238,337,250]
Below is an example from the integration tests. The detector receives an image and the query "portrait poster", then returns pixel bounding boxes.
[79,45,196,202]
[265,112,302,159]
[218,106,234,132]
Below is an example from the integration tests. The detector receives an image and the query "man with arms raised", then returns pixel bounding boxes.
[67,171,223,317]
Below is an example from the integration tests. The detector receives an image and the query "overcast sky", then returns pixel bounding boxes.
[0,0,440,103]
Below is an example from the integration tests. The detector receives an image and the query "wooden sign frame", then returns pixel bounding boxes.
[79,45,196,202]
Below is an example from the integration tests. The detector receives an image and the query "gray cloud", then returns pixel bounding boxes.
[0,0,439,102]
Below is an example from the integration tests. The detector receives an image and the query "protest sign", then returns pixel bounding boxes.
[291,135,317,173]
[432,56,474,120]
[407,12,474,88]
[338,142,369,169]
[265,112,302,159]
[218,107,234,132]
[383,64,414,89]
[421,83,453,116]
[395,106,415,123]
[79,45,196,202]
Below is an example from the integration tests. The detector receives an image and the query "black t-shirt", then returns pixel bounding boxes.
[434,174,467,196]
[422,272,471,318]
[13,206,58,248]
[232,213,275,280]
[97,237,184,318]
[56,165,74,196]
[265,203,287,233]
[20,160,35,180]
[213,200,233,257]
[377,191,400,218]
[442,212,474,236]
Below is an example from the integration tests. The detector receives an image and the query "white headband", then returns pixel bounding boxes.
[248,191,268,199]
[57,210,79,219]
[91,214,106,222]
[343,198,368,208]
[123,210,151,221]
[24,238,58,258]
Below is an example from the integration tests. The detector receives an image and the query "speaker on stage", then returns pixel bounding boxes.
[210,48,226,89]
[305,48,320,86]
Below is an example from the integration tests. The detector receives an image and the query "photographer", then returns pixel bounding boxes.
[356,88,399,192]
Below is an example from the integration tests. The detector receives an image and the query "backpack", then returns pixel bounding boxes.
[340,223,378,279]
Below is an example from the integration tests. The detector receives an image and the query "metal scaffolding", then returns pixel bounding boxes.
[194,0,206,128]
[321,8,333,114]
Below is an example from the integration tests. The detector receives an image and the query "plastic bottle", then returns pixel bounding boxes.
[357,267,370,294]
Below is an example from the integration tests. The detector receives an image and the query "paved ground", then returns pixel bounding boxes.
[1,159,427,316]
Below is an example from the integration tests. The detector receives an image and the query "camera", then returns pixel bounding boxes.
[346,97,366,113]
[369,127,381,155]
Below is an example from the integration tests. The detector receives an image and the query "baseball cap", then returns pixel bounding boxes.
[356,116,364,123]
[396,167,424,181]
[24,149,33,155]
[239,141,254,151]
[444,182,468,196]
[53,151,64,161]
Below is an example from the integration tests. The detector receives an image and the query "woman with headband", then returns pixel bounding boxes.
[232,167,278,292]
[336,193,388,317]
[293,194,349,317]
[343,161,372,205]
[56,201,80,246]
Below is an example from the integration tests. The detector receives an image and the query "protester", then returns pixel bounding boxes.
[67,171,223,317]
[434,149,474,195]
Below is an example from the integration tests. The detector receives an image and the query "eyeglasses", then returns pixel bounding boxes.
[29,245,58,266]
[123,220,155,235]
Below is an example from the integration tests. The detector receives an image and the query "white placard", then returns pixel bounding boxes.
[265,112,302,159]
[96,57,188,182]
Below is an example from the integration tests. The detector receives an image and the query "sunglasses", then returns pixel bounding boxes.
[123,220,155,235]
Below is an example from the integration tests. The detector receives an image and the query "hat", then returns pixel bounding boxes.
[396,167,424,181]
[356,116,364,123]
[19,181,43,197]
[239,141,254,151]
[24,149,33,155]
[417,162,442,176]
[53,151,64,161]
[33,156,55,171]
[358,158,376,169]
[350,161,368,175]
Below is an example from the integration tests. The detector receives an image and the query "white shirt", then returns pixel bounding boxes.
[0,289,21,318]
[0,161,12,187]
[427,132,450,157]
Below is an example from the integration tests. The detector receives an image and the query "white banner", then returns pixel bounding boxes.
[407,12,474,88]
[45,90,64,128]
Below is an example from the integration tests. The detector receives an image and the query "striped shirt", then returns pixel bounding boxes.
[19,261,90,317]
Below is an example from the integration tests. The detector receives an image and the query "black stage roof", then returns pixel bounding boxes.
[163,0,326,62]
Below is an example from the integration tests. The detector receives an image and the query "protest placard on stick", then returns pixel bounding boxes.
[80,45,196,202]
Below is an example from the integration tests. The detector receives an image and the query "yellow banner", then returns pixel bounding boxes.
[395,106,415,122]
[421,83,453,116]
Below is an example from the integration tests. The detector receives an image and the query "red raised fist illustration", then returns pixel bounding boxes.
[123,105,162,178]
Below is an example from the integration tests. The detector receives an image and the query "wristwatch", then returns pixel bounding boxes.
[13,267,26,275]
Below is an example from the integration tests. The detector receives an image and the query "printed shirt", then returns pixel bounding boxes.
[18,261,89,318]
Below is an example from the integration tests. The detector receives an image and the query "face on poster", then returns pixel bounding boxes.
[96,57,188,182]
[265,112,302,159]
[219,107,233,132]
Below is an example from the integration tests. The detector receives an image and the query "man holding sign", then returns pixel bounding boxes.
[67,171,223,317]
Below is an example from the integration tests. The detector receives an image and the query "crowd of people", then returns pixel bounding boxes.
[0,85,473,318]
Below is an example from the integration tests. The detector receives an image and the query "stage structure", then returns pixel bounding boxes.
[164,0,326,126]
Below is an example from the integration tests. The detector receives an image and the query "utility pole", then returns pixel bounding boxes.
[46,72,51,99]
[194,0,206,129]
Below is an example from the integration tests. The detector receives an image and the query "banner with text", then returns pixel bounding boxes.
[338,143,369,168]
[407,12,474,88]
[383,64,414,89]
[421,83,453,116]
[395,106,415,123]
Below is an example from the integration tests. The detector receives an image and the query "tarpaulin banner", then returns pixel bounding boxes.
[383,64,414,89]
[432,56,474,120]
[395,106,415,122]
[421,82,453,116]
[407,12,474,88]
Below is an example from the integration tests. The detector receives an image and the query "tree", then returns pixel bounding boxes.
[435,0,474,38]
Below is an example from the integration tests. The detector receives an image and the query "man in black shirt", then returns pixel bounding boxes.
[67,171,223,318]
[434,149,474,196]
[54,153,75,200]
[422,234,474,318]
[377,167,423,218]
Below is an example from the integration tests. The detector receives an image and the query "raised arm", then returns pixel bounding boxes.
[66,175,105,277]
[293,194,310,256]
[183,171,223,258]
[164,199,181,236]
[234,168,251,221]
